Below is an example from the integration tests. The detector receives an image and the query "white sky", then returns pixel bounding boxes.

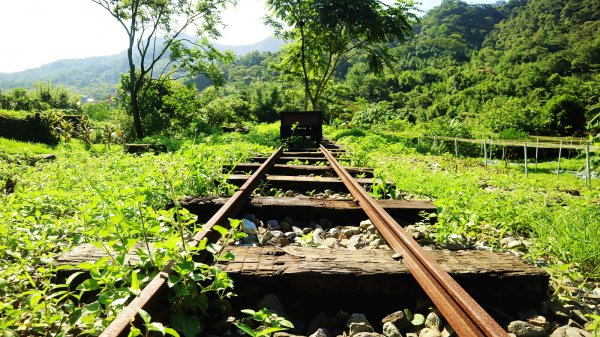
[0,0,498,73]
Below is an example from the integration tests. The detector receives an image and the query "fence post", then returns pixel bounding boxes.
[586,145,591,188]
[535,138,539,172]
[524,142,528,178]
[454,138,458,159]
[557,140,562,178]
[489,136,493,162]
[483,140,488,167]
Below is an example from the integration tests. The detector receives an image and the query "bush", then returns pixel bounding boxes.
[498,128,528,140]
[541,94,586,136]
[351,101,396,126]
[0,109,60,145]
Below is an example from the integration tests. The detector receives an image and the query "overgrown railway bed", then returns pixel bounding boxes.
[58,141,551,337]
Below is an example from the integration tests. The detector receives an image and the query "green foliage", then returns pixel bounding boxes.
[118,75,202,138]
[541,94,587,136]
[423,117,472,139]
[92,0,235,139]
[199,95,251,127]
[0,129,276,335]
[234,308,294,337]
[334,128,600,280]
[351,101,396,126]
[0,109,60,145]
[83,101,113,122]
[0,84,80,112]
[266,0,416,110]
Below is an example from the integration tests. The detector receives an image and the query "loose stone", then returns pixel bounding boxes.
[341,227,361,238]
[526,316,549,331]
[284,232,296,242]
[349,323,374,336]
[280,221,291,232]
[382,322,402,337]
[324,238,338,248]
[440,325,455,337]
[418,328,441,337]
[267,220,282,230]
[309,328,332,337]
[347,313,372,328]
[240,234,258,245]
[549,326,591,337]
[241,219,258,235]
[425,312,441,331]
[507,320,546,337]
[346,234,365,249]
[243,214,258,224]
[381,311,410,330]
[284,190,295,197]
[359,220,373,230]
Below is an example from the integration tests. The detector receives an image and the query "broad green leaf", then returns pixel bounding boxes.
[138,308,151,324]
[169,313,203,337]
[207,243,220,254]
[280,319,294,329]
[128,327,142,337]
[255,327,285,337]
[213,225,228,237]
[411,313,425,326]
[147,322,166,335]
[234,323,257,337]
[167,275,181,288]
[66,271,84,286]
[77,279,101,292]
[129,270,140,295]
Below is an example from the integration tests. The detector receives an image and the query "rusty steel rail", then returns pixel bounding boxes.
[101,147,283,337]
[320,145,509,337]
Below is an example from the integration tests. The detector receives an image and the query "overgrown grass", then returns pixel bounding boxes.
[0,128,276,335]
[329,127,600,279]
[0,137,53,155]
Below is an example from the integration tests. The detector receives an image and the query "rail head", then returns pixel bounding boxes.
[100,147,283,337]
[320,145,509,337]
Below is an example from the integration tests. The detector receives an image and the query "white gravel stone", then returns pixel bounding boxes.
[507,320,546,337]
[382,322,402,337]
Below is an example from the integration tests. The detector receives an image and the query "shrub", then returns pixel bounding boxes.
[0,109,60,145]
[540,94,586,136]
[351,101,396,126]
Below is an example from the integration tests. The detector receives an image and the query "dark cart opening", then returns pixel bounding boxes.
[280,111,323,146]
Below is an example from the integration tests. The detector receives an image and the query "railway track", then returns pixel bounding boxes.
[59,141,548,337]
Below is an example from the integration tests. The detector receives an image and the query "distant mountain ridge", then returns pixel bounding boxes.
[0,37,284,98]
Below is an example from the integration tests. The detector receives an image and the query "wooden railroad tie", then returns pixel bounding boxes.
[178,196,436,224]
[55,244,548,320]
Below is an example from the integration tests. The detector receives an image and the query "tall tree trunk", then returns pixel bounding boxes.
[131,90,144,139]
[127,28,144,139]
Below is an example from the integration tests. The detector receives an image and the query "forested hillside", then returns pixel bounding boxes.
[0,37,284,99]
[1,0,598,137]
[186,0,598,137]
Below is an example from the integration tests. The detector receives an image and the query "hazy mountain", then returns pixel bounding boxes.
[0,37,284,98]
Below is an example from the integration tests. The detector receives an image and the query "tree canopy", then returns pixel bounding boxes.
[265,0,416,110]
[91,0,234,138]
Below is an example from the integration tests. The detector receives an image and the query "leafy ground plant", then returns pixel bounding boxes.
[234,308,294,337]
[0,130,275,336]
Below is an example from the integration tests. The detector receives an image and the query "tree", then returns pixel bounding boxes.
[265,0,416,110]
[91,0,233,138]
